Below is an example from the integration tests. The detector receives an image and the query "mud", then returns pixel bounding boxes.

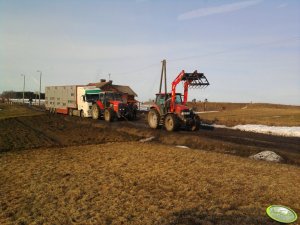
[1,111,300,166]
[0,114,140,152]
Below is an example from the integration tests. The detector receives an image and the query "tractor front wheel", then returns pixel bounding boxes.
[91,104,100,120]
[104,109,115,122]
[165,114,179,132]
[148,109,160,129]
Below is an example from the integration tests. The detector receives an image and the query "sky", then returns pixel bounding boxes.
[0,0,300,104]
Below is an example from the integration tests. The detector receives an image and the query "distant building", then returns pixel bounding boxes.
[88,79,138,103]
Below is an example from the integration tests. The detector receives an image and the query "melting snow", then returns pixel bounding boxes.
[209,124,300,137]
[195,111,219,114]
[232,125,300,137]
[176,145,190,149]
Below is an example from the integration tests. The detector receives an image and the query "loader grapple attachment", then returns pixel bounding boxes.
[181,70,209,88]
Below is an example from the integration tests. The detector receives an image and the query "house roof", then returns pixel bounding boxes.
[88,81,112,89]
[88,81,137,97]
[113,85,138,97]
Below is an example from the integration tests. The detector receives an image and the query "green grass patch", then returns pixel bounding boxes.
[0,104,43,120]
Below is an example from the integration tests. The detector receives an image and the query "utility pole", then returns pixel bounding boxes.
[21,74,25,104]
[37,70,42,106]
[159,59,167,94]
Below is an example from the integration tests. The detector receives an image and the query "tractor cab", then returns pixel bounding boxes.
[99,92,123,107]
[92,91,136,122]
[155,93,187,115]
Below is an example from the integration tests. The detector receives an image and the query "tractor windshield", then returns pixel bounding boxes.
[106,93,123,101]
[175,94,182,104]
[156,93,182,104]
[85,94,99,102]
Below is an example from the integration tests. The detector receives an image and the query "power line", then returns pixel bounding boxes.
[168,36,300,62]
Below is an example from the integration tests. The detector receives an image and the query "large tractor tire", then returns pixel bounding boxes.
[104,109,115,122]
[91,104,100,120]
[164,114,179,132]
[190,115,200,131]
[148,109,160,129]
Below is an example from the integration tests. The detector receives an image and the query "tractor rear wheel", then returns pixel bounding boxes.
[91,104,100,119]
[104,109,115,122]
[148,109,160,129]
[164,114,179,132]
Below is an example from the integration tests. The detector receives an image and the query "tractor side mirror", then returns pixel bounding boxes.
[81,95,86,102]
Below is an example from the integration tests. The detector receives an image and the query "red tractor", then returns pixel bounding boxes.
[91,91,137,122]
[148,60,209,131]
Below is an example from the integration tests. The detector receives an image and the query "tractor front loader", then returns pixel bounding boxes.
[148,60,209,131]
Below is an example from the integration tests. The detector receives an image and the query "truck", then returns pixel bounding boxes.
[45,85,101,117]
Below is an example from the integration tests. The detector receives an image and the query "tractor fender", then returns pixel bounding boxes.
[150,105,160,113]
[96,100,105,110]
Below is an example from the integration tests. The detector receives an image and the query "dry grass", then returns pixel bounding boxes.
[0,104,43,120]
[1,142,299,225]
[188,102,300,126]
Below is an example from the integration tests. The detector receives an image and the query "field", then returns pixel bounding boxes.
[0,103,300,225]
[0,104,43,120]
[188,102,300,126]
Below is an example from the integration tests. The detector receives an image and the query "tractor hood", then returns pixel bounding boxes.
[109,100,124,112]
[175,104,189,114]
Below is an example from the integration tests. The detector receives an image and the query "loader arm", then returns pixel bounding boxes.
[171,70,209,112]
[171,70,185,112]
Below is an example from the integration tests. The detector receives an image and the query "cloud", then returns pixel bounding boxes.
[277,3,288,8]
[178,0,262,21]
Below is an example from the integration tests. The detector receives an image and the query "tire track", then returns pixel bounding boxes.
[14,117,63,146]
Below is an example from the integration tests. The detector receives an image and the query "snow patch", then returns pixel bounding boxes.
[250,151,283,163]
[176,145,189,149]
[212,124,227,129]
[233,125,300,137]
[139,136,155,143]
[207,124,300,137]
[195,111,219,114]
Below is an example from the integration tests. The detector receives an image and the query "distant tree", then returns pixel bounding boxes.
[0,91,45,99]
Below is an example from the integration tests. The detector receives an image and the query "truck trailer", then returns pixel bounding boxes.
[45,85,101,117]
